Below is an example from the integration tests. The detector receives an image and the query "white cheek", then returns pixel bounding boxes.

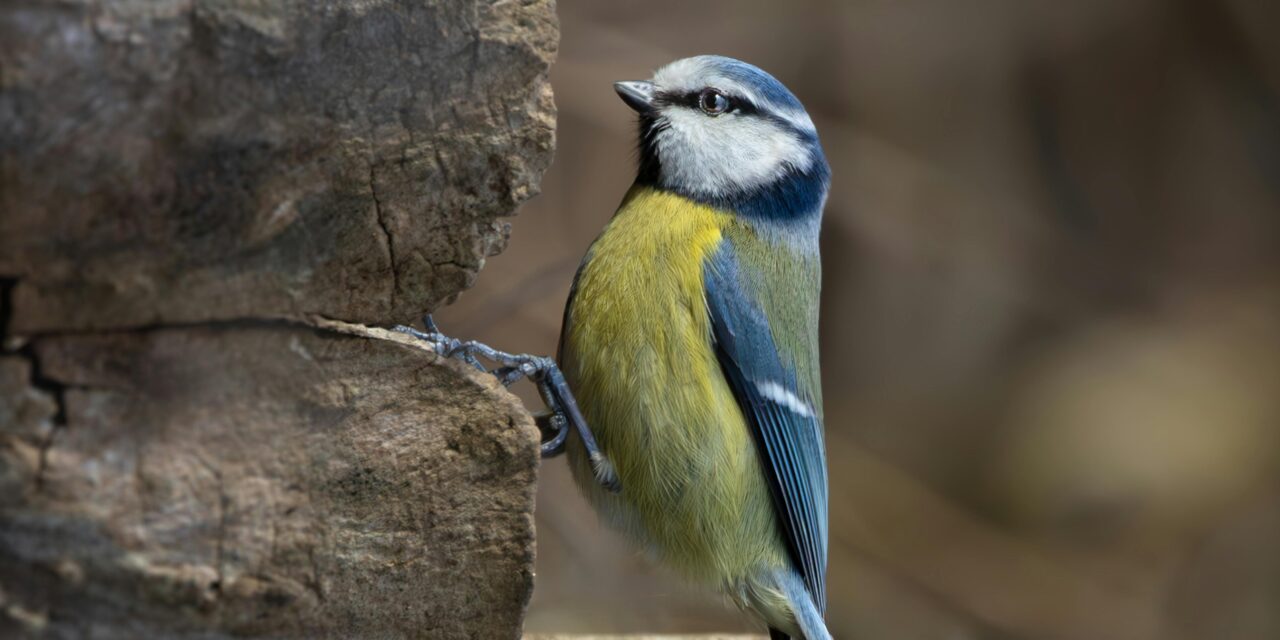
[654,110,812,197]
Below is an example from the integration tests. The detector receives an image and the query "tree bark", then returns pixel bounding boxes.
[0,1,558,638]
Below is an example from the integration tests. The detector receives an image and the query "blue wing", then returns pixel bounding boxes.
[703,239,828,611]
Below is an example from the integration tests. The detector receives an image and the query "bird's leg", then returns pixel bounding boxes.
[393,315,620,493]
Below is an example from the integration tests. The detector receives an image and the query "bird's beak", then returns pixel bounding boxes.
[614,81,656,114]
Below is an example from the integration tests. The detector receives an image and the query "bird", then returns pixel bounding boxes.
[557,55,831,640]
[393,53,831,639]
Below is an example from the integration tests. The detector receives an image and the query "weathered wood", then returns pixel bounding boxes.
[0,0,557,332]
[0,0,558,637]
[2,326,540,638]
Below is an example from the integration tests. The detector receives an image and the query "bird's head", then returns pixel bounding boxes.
[615,55,829,221]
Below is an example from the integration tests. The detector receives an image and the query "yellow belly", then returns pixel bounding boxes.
[559,186,786,586]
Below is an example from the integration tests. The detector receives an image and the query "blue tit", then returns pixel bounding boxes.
[559,55,831,640]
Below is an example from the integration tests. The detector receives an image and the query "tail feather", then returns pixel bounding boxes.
[775,568,832,640]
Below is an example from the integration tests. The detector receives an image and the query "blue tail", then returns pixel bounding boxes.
[774,568,832,640]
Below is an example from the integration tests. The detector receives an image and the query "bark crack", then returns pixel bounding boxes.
[3,278,69,489]
[306,544,326,603]
[368,161,400,310]
[23,340,93,490]
[0,277,15,348]
[3,311,447,491]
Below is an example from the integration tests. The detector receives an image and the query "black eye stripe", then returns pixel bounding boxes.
[654,89,759,116]
[674,90,703,109]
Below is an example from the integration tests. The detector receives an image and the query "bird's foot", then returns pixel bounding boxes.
[393,315,620,493]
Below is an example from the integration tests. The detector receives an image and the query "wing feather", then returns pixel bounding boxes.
[703,239,828,611]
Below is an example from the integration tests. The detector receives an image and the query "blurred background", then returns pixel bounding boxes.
[437,0,1280,638]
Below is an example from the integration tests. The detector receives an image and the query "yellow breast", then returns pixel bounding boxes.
[559,186,786,585]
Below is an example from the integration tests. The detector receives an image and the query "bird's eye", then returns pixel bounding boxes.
[698,89,730,115]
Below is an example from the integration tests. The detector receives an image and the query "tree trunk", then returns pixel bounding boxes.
[0,1,557,638]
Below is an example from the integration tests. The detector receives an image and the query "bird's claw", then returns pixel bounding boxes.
[393,314,621,493]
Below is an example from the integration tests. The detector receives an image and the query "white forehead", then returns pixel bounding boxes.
[652,56,816,133]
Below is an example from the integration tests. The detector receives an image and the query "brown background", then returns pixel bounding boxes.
[435,0,1280,638]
